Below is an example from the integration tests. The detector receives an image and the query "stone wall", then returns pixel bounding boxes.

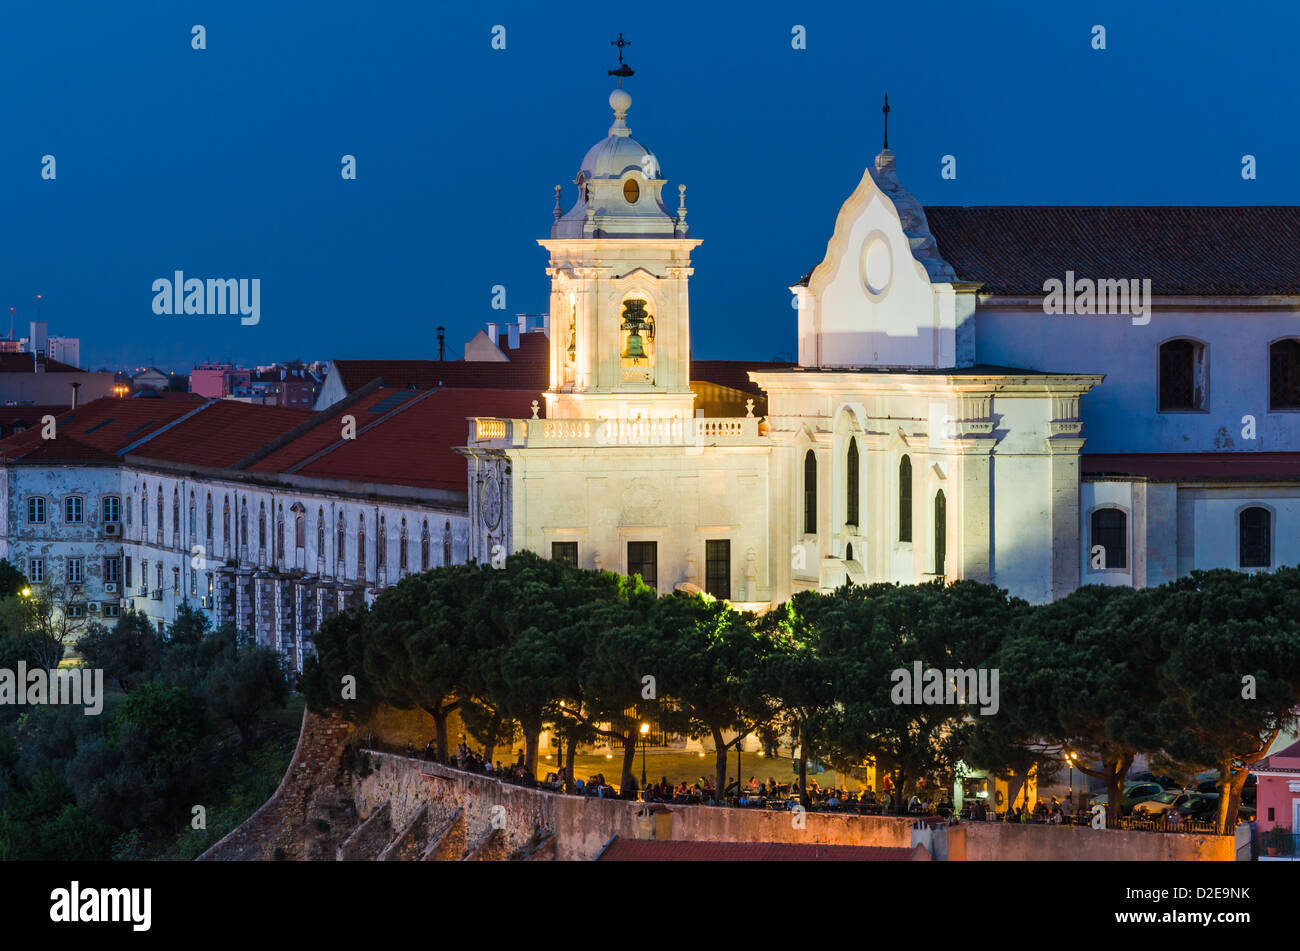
[354,751,1236,861]
[204,709,1237,862]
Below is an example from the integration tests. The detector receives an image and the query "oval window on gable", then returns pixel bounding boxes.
[623,177,640,204]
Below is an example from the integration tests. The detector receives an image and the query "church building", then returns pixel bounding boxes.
[464,85,1300,607]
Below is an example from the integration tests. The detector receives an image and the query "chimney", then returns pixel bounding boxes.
[437,325,445,361]
[508,320,520,351]
[486,322,499,347]
[70,381,81,410]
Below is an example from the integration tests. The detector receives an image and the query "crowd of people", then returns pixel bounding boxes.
[400,741,1193,831]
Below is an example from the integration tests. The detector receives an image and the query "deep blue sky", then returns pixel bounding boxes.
[2,0,1297,371]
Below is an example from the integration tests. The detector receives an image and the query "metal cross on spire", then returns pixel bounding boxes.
[882,94,891,150]
[608,32,634,85]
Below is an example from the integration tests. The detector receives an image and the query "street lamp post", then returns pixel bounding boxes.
[1065,751,1078,814]
[639,722,649,790]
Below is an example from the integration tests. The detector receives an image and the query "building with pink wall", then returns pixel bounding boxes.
[190,364,250,399]
[1255,739,1300,833]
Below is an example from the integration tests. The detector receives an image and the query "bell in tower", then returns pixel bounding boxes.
[620,298,654,362]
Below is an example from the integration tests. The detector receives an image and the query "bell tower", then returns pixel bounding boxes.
[540,83,700,421]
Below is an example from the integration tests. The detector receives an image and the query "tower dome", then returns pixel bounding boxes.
[552,89,685,239]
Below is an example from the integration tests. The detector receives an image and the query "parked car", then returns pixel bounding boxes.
[1132,771,1184,791]
[1177,792,1256,823]
[1195,774,1257,804]
[1092,782,1167,815]
[1132,791,1196,817]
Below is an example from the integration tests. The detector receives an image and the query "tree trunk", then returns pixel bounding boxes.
[1217,760,1250,836]
[428,706,448,763]
[712,727,728,805]
[564,736,577,793]
[483,711,502,763]
[523,718,541,777]
[797,730,810,808]
[620,730,637,797]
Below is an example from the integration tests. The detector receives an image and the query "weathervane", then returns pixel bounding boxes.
[882,93,891,150]
[609,32,633,85]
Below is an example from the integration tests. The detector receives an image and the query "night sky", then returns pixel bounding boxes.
[2,0,1296,371]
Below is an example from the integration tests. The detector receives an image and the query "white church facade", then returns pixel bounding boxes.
[464,87,1300,607]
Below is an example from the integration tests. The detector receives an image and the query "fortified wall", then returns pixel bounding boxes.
[201,709,1236,861]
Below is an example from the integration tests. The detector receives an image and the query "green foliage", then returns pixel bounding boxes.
[202,637,290,747]
[76,609,163,690]
[109,682,205,762]
[0,560,29,600]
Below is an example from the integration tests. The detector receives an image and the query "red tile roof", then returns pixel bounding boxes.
[331,357,802,399]
[596,837,927,862]
[1082,452,1300,482]
[505,332,550,363]
[1256,740,1300,772]
[331,359,548,392]
[267,387,542,491]
[692,360,796,395]
[128,401,313,468]
[0,395,204,460]
[923,207,1300,296]
[0,405,66,425]
[0,353,83,373]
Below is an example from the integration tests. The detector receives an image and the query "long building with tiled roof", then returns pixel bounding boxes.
[0,384,539,668]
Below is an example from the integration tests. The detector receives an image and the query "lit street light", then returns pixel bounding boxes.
[639,721,649,788]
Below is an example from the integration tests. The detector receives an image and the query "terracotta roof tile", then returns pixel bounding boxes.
[283,387,542,491]
[331,359,548,392]
[0,395,204,459]
[0,353,82,373]
[127,401,313,468]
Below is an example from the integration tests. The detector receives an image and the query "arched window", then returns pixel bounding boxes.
[316,509,325,555]
[421,520,430,571]
[1158,339,1207,411]
[1240,507,1271,568]
[141,489,148,533]
[294,507,305,550]
[933,490,946,576]
[1090,508,1128,570]
[188,491,196,540]
[337,511,346,563]
[443,521,453,566]
[846,438,859,527]
[899,455,913,543]
[1269,339,1300,410]
[205,494,213,549]
[156,488,163,542]
[803,450,817,535]
[240,499,249,548]
[399,518,408,572]
[358,516,367,577]
[126,494,133,526]
[171,487,178,538]
[377,516,387,569]
[258,503,267,551]
[276,505,285,561]
[223,496,231,555]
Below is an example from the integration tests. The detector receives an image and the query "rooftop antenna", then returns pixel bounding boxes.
[8,307,14,342]
[882,93,891,150]
[608,33,633,86]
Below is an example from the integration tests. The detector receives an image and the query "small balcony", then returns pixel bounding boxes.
[469,415,763,449]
